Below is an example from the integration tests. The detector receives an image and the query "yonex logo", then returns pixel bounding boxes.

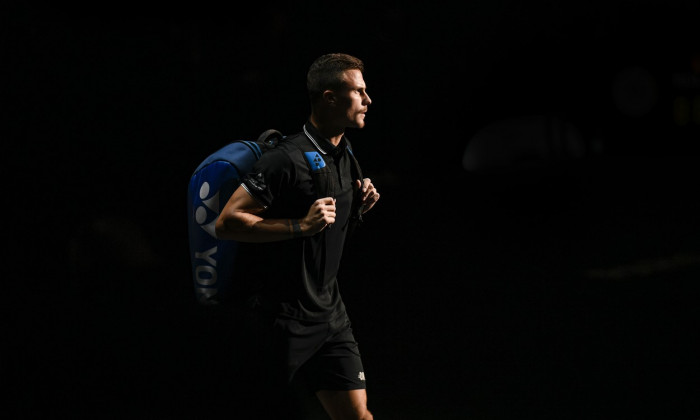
[358,372,365,381]
[193,180,220,291]
[304,151,326,171]
[195,181,219,239]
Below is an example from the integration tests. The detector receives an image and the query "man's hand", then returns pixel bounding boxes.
[302,197,337,235]
[356,178,380,213]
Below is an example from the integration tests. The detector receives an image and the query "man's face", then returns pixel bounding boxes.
[335,69,372,129]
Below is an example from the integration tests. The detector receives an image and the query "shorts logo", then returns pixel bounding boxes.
[358,371,365,381]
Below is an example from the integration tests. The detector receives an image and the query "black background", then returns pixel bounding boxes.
[6,2,700,418]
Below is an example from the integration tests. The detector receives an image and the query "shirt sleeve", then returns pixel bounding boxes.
[240,147,293,208]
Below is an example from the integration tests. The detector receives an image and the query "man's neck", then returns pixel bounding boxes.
[309,115,344,146]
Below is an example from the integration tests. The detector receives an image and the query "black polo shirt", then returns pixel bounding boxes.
[238,122,355,322]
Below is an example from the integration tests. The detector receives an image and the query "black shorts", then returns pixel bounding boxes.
[269,312,367,392]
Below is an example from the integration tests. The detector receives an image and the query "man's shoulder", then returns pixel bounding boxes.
[269,132,321,160]
[278,132,310,149]
[263,135,304,160]
[254,133,308,171]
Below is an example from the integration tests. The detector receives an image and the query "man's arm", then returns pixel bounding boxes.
[215,185,336,243]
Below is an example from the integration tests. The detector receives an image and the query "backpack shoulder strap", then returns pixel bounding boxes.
[345,139,365,235]
[345,138,364,186]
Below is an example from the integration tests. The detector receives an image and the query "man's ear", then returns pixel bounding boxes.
[322,90,336,104]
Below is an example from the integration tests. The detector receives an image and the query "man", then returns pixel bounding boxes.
[215,53,379,419]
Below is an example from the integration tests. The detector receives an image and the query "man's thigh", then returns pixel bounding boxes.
[316,389,372,420]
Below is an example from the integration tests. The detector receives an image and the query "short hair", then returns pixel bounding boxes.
[307,53,365,103]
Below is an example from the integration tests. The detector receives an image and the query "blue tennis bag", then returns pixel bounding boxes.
[187,130,282,305]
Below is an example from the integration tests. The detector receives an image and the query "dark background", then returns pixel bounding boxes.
[6,2,700,418]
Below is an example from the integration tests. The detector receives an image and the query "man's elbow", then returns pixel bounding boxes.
[214,218,225,239]
[215,212,253,241]
[215,215,236,240]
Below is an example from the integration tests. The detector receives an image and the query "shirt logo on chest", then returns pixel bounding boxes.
[304,151,326,171]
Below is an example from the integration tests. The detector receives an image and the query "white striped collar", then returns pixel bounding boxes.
[303,124,330,155]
